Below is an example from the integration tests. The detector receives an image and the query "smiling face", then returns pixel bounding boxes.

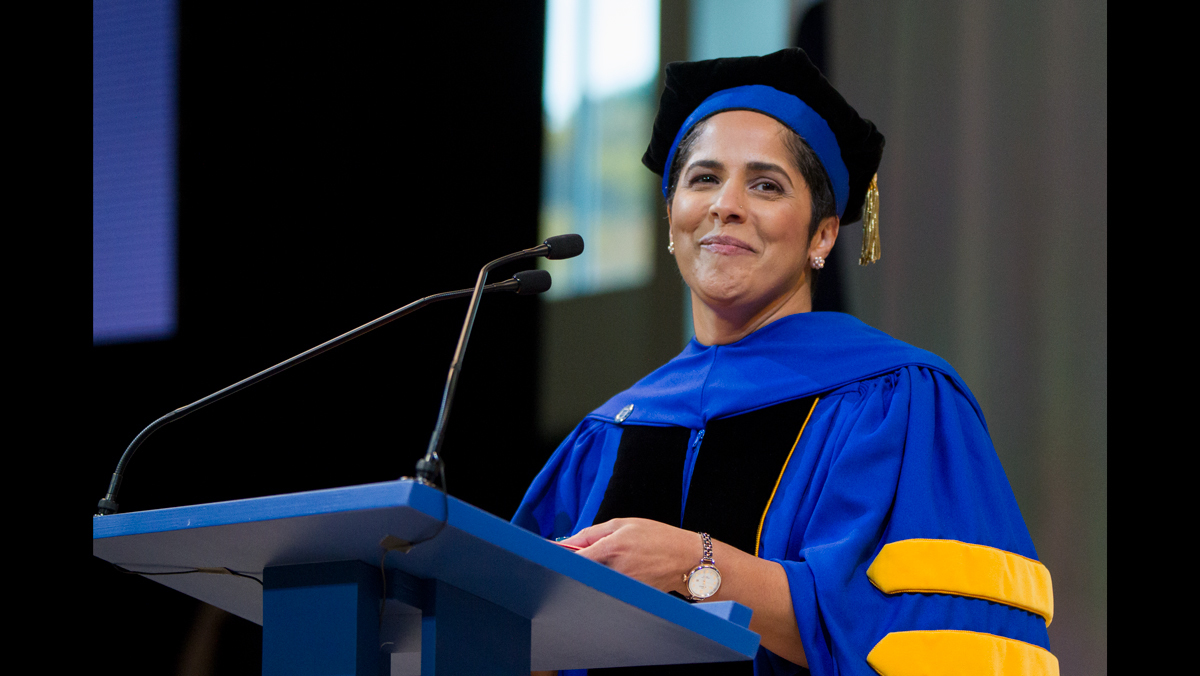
[668,110,836,342]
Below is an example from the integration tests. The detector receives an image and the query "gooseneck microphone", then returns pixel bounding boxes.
[415,235,584,486]
[94,269,553,516]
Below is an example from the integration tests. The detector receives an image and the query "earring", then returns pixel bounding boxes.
[668,240,675,255]
[812,256,825,269]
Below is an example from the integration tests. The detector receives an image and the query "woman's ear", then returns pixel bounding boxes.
[810,215,840,260]
[665,201,675,243]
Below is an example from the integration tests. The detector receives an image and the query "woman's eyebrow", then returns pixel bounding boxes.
[746,161,795,186]
[746,161,789,175]
[687,159,725,172]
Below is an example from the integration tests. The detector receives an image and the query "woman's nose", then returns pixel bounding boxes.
[710,185,745,224]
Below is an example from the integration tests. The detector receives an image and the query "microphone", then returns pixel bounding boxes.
[415,235,584,486]
[94,270,552,516]
[541,234,585,260]
[494,269,552,295]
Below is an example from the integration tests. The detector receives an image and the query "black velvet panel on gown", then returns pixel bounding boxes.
[590,395,818,676]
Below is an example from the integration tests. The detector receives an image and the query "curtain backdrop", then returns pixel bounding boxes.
[831,2,1107,673]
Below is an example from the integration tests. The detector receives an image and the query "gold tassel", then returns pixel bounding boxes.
[859,173,881,265]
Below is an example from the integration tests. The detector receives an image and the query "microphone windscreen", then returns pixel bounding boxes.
[513,269,552,295]
[544,234,585,260]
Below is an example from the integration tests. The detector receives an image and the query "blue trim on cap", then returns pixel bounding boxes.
[661,84,849,218]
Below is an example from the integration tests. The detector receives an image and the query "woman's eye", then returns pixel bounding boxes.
[753,177,792,193]
[689,174,718,185]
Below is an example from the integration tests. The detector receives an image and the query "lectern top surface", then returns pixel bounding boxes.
[92,479,758,669]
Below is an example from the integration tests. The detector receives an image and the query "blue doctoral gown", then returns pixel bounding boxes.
[513,312,1053,675]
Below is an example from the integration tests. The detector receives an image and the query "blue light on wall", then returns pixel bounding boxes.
[93,0,177,343]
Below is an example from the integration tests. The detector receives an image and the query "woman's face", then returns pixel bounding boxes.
[669,110,819,323]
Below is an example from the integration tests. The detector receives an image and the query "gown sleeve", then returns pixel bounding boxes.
[758,366,1055,676]
[512,418,622,539]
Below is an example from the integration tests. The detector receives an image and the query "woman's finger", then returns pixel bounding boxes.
[560,518,624,547]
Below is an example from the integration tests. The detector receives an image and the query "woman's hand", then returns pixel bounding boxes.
[560,518,697,594]
[561,517,809,667]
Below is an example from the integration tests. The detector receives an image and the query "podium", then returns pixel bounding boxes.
[92,479,759,674]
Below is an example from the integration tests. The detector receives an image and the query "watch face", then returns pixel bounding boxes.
[687,565,721,599]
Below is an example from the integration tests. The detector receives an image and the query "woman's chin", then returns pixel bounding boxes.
[688,266,764,304]
[689,273,807,320]
[691,283,756,311]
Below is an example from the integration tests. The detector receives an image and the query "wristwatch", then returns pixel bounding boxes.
[684,532,722,600]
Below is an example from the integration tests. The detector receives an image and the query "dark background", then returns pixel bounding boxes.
[92,4,549,672]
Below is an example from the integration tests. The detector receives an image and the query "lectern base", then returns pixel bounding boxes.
[263,561,385,676]
[263,560,531,675]
[420,579,531,675]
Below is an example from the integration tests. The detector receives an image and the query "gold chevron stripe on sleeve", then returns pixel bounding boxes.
[867,630,1059,676]
[867,539,1054,625]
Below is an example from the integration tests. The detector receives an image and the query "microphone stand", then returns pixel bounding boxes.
[95,273,546,516]
[416,236,582,487]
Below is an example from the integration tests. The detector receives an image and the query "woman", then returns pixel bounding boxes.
[516,49,1055,676]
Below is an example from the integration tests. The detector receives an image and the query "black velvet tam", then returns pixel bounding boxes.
[643,48,885,225]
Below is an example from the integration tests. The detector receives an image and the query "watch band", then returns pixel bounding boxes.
[699,532,715,564]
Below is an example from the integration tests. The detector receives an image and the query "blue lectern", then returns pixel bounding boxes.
[92,479,759,674]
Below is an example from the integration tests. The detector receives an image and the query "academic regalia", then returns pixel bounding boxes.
[515,47,1056,675]
[513,312,1054,675]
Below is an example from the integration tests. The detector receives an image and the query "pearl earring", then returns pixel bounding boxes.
[812,256,825,269]
[668,240,675,254]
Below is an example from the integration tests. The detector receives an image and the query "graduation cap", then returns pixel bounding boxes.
[643,48,885,264]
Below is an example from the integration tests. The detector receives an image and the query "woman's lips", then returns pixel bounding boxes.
[699,234,755,255]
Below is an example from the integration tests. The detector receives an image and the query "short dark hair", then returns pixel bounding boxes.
[665,113,837,241]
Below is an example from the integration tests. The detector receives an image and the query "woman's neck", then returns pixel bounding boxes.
[690,283,813,345]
